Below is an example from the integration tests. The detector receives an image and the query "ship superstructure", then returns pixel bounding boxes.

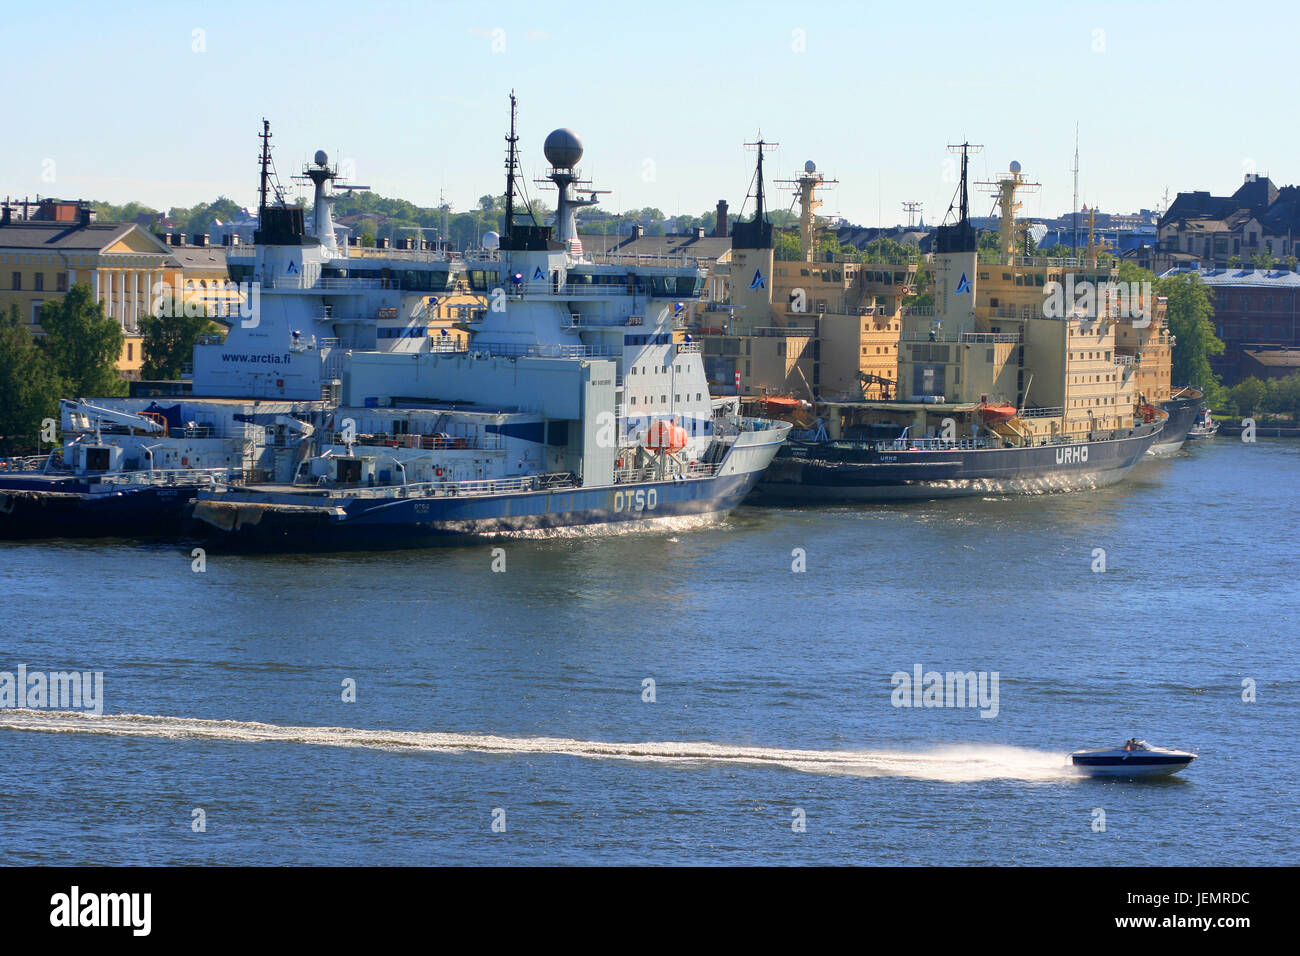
[755,146,1163,501]
[189,97,789,548]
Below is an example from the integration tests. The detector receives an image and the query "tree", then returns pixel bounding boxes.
[140,311,223,380]
[0,305,63,456]
[38,283,127,398]
[773,229,801,261]
[1155,271,1224,405]
[1228,377,1267,417]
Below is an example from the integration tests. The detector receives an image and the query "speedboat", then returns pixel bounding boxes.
[1070,739,1196,777]
[1186,409,1219,439]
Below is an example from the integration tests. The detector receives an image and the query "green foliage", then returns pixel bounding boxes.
[1037,243,1076,258]
[1248,251,1278,270]
[1227,377,1267,417]
[140,311,223,380]
[1153,271,1224,405]
[0,305,63,455]
[977,229,1002,264]
[1116,260,1156,286]
[773,229,801,261]
[37,283,127,398]
[860,236,922,264]
[91,200,161,223]
[1257,373,1300,419]
[164,196,244,239]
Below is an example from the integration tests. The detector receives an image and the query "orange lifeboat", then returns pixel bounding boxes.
[760,395,803,413]
[644,420,688,454]
[977,402,1017,424]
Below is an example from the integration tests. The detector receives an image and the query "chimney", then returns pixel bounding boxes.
[163,232,172,245]
[221,234,233,246]
[714,200,728,237]
[195,233,209,246]
[1,204,9,227]
[693,226,706,239]
[78,204,92,226]
[631,224,644,240]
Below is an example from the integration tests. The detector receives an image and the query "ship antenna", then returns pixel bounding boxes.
[942,141,983,226]
[741,136,778,220]
[258,119,271,218]
[504,92,517,241]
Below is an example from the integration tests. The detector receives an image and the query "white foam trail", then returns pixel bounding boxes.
[0,710,1076,783]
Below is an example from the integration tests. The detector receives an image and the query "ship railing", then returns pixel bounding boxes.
[265,276,386,290]
[899,331,1022,344]
[875,437,996,452]
[1113,354,1136,366]
[567,313,645,327]
[341,247,454,263]
[1012,256,1115,270]
[0,454,57,472]
[482,342,619,359]
[309,472,577,500]
[323,432,506,451]
[1016,406,1064,419]
[676,341,702,353]
[588,252,707,268]
[901,305,935,316]
[612,459,720,483]
[752,326,816,337]
[97,467,237,487]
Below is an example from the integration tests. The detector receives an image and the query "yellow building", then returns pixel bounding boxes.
[0,200,175,378]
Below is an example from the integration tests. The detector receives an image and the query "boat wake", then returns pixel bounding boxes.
[0,710,1075,783]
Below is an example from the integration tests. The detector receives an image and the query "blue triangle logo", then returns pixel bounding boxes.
[955,272,972,294]
[286,260,299,274]
[749,268,766,291]
[533,266,546,281]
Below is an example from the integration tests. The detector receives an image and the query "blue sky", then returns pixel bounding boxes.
[3,0,1297,225]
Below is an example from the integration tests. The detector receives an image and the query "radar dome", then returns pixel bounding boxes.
[544,128,584,169]
[1009,160,1022,174]
[315,149,329,167]
[482,231,500,250]
[804,160,817,173]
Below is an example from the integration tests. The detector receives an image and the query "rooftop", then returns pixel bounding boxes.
[0,219,162,253]
[1159,266,1300,287]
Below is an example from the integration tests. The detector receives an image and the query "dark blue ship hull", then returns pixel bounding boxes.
[754,423,1162,502]
[1150,388,1203,456]
[190,471,759,552]
[0,474,201,540]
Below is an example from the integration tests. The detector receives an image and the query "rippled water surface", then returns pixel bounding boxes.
[0,438,1295,865]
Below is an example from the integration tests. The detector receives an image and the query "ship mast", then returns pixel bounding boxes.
[258,119,271,217]
[503,92,518,242]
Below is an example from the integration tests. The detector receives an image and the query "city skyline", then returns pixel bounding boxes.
[3,0,1297,227]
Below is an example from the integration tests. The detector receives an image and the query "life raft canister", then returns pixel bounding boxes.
[644,420,688,454]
